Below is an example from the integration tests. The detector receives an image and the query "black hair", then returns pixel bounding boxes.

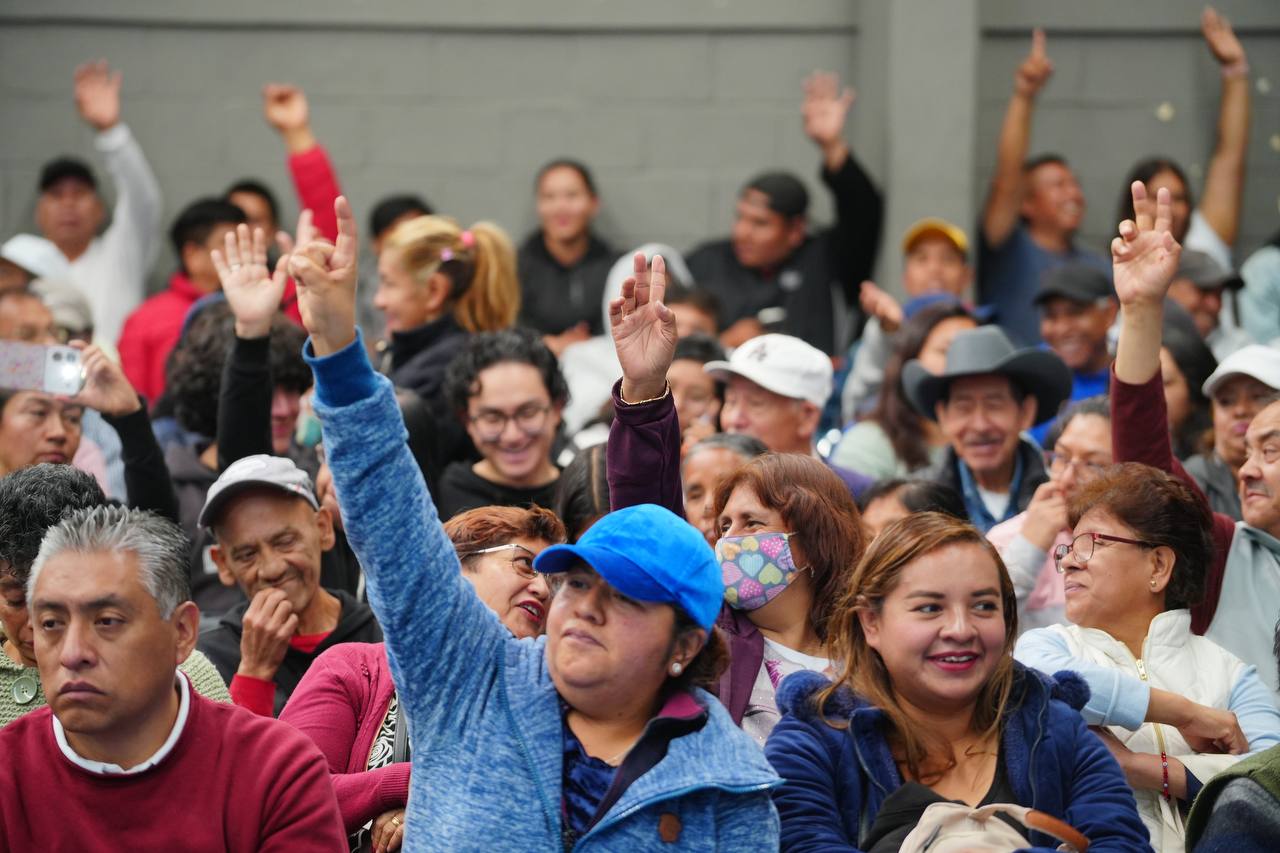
[554,443,609,543]
[857,477,967,522]
[166,302,235,439]
[0,463,106,582]
[225,179,281,227]
[535,159,597,197]
[672,333,725,366]
[269,318,312,395]
[684,433,769,466]
[666,285,720,323]
[1043,395,1110,450]
[742,171,809,219]
[168,198,248,274]
[444,327,569,420]
[1161,321,1217,458]
[1115,158,1192,237]
[1023,153,1070,174]
[370,194,434,239]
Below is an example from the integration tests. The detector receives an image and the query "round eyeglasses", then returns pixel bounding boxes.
[1053,531,1157,573]
[468,404,551,442]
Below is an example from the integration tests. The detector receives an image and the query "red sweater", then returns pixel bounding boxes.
[0,689,346,851]
[277,145,344,325]
[117,271,207,404]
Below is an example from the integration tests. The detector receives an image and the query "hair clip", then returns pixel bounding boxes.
[459,230,476,248]
[439,249,454,262]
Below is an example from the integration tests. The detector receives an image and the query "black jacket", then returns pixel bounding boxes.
[197,589,382,717]
[382,314,470,404]
[517,231,617,335]
[436,460,560,520]
[103,406,180,523]
[685,152,883,355]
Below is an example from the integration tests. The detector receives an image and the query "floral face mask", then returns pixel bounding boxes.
[715,531,807,611]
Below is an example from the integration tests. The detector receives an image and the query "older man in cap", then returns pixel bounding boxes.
[903,325,1072,532]
[197,454,381,717]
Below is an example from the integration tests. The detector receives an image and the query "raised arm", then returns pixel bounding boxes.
[606,253,685,517]
[292,198,506,736]
[264,84,341,242]
[982,30,1053,248]
[1197,7,1251,248]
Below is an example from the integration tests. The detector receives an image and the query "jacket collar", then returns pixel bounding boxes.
[1077,609,1193,657]
[388,314,465,370]
[521,230,612,271]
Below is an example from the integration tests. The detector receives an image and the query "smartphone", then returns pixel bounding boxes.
[0,340,84,396]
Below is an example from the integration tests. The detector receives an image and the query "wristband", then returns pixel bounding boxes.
[619,382,670,406]
[1221,60,1249,79]
[1160,750,1171,801]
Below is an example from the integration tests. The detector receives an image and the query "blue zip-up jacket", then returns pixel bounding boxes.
[307,333,780,852]
[765,665,1151,853]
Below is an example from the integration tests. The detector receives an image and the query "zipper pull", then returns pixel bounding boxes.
[1135,659,1148,681]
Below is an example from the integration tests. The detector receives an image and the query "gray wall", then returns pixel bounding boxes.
[1,0,1278,299]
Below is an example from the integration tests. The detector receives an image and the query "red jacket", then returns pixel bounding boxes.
[279,641,411,834]
[117,271,207,404]
[0,687,346,851]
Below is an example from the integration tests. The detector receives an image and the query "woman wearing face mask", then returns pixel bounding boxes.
[438,328,568,519]
[1015,463,1280,852]
[293,198,780,851]
[281,505,563,853]
[604,253,865,741]
[765,512,1150,852]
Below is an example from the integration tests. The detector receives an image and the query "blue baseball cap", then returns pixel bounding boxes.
[534,504,724,631]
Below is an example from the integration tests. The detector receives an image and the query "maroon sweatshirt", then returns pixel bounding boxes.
[0,688,346,851]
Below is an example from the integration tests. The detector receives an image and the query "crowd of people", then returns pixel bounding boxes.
[3,7,1280,851]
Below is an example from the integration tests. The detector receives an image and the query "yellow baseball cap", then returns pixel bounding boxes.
[902,218,969,257]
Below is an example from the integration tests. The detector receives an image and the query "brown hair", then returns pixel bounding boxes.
[819,512,1018,783]
[444,505,566,570]
[711,453,865,642]
[384,215,519,333]
[1067,462,1210,610]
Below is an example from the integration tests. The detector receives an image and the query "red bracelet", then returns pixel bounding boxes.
[1160,750,1171,801]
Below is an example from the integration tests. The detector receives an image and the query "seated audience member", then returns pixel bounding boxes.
[1239,230,1280,345]
[1160,317,1217,460]
[1167,250,1251,359]
[687,72,882,355]
[438,328,567,519]
[857,478,966,538]
[0,465,227,728]
[845,217,973,420]
[979,30,1110,346]
[117,198,246,404]
[282,506,563,850]
[1110,181,1280,703]
[0,505,344,849]
[0,233,70,293]
[665,285,720,339]
[602,255,866,741]
[197,455,382,717]
[765,512,1149,851]
[36,62,162,346]
[1030,263,1116,445]
[293,201,781,848]
[832,301,978,480]
[371,196,434,254]
[988,396,1109,632]
[1016,463,1280,851]
[682,433,769,546]
[554,442,609,543]
[1115,8,1251,274]
[225,179,280,242]
[518,159,616,351]
[1184,345,1280,520]
[0,288,57,342]
[705,331,871,498]
[901,325,1072,532]
[30,276,95,345]
[668,333,725,452]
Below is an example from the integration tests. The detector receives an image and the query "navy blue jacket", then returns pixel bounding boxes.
[765,665,1151,852]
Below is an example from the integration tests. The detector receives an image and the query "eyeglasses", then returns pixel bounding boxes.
[1046,452,1107,480]
[468,404,551,442]
[1053,531,1157,573]
[458,543,539,579]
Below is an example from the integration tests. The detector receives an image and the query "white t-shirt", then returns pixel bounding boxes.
[976,484,1011,523]
[741,638,830,747]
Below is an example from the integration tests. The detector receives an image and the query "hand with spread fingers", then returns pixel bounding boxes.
[74,60,122,132]
[802,70,855,169]
[610,252,678,404]
[68,343,141,417]
[1112,182,1181,308]
[212,223,291,339]
[289,197,359,355]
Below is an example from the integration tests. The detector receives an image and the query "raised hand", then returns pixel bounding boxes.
[1112,182,1181,308]
[610,253,677,404]
[1014,29,1053,98]
[74,60,122,132]
[68,343,141,417]
[858,280,904,333]
[289,197,359,355]
[262,83,316,153]
[1201,7,1245,67]
[802,71,855,161]
[212,224,289,339]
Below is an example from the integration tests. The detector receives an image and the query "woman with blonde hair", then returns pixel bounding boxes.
[765,512,1148,852]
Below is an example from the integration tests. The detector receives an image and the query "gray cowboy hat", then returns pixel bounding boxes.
[902,325,1073,425]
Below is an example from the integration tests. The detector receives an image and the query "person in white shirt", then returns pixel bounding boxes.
[34,61,162,345]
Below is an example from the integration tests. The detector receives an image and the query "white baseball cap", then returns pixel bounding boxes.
[0,234,70,281]
[1202,344,1280,397]
[704,333,833,407]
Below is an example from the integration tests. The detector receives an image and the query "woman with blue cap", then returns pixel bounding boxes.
[286,196,780,852]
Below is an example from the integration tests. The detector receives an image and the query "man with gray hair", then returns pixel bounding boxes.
[0,505,344,850]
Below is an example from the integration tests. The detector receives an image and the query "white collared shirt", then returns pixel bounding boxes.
[52,672,190,776]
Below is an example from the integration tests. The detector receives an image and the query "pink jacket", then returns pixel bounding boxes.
[279,642,410,834]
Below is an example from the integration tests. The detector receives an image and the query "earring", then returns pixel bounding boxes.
[670,662,683,676]
[1149,580,1158,590]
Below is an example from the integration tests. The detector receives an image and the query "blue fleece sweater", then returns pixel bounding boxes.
[307,333,780,852]
[764,665,1151,853]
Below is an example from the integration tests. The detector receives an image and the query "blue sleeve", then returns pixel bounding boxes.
[306,331,509,740]
[1014,629,1149,730]
[764,716,863,853]
[1230,665,1280,756]
[1051,709,1152,853]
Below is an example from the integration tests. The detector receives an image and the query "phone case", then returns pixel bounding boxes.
[0,341,83,396]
